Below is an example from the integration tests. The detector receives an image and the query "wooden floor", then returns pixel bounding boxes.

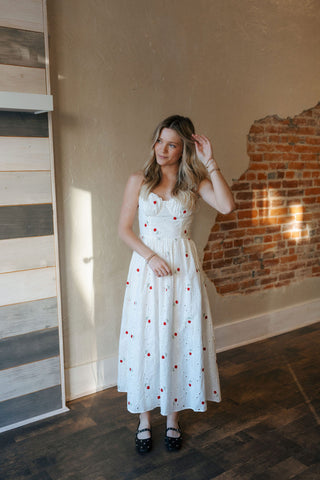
[1,322,320,480]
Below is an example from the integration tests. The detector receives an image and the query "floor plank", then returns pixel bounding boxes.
[1,322,320,480]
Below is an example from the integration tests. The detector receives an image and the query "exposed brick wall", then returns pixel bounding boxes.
[203,102,320,295]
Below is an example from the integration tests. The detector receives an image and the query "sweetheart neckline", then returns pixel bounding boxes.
[149,191,174,202]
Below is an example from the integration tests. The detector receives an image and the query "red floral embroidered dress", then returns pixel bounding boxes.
[117,190,221,415]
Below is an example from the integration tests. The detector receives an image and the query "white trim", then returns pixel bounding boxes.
[42,0,67,413]
[66,299,320,401]
[0,92,53,113]
[0,406,69,434]
[214,298,320,352]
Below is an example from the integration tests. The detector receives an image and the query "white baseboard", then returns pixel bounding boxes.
[214,298,320,352]
[65,299,320,401]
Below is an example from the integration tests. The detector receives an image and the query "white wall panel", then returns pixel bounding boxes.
[0,0,44,32]
[0,267,57,306]
[0,138,50,171]
[0,171,52,205]
[0,65,46,94]
[0,235,55,273]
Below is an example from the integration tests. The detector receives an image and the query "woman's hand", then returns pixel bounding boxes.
[192,134,214,165]
[148,255,172,277]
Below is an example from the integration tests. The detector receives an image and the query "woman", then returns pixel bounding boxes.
[118,115,235,453]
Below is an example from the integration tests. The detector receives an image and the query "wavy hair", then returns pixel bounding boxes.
[141,115,208,210]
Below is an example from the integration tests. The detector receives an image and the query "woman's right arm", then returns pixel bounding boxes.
[118,172,172,277]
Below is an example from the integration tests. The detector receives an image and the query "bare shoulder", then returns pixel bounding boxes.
[124,170,145,199]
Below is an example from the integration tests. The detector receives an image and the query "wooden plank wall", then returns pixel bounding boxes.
[0,0,66,431]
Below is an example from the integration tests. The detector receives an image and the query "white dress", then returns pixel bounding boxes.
[117,191,221,416]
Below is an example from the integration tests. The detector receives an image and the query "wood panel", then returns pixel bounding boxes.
[0,297,57,340]
[0,171,52,205]
[0,356,61,402]
[0,267,56,306]
[1,388,62,432]
[0,327,59,370]
[0,0,44,32]
[0,236,55,274]
[0,64,46,94]
[0,204,53,239]
[0,111,48,137]
[0,137,50,171]
[0,385,62,429]
[0,26,45,68]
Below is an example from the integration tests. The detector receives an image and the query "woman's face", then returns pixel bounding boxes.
[154,128,183,167]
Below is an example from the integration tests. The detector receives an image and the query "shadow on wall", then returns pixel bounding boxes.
[203,102,320,296]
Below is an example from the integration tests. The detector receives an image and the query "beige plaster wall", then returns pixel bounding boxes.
[47,0,320,399]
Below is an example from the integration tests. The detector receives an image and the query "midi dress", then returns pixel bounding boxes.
[117,190,221,416]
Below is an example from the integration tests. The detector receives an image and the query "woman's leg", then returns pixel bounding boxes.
[166,411,180,438]
[137,411,151,439]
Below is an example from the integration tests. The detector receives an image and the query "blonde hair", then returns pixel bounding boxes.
[141,115,208,210]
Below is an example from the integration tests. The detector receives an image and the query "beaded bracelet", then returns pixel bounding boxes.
[145,253,156,264]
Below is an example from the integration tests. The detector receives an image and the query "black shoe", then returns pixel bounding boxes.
[135,424,152,454]
[165,424,182,451]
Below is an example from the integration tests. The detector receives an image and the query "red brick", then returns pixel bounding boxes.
[238,210,258,219]
[232,183,251,191]
[250,154,264,162]
[235,192,254,200]
[305,188,320,196]
[280,255,298,263]
[270,208,288,216]
[220,222,238,231]
[217,283,240,294]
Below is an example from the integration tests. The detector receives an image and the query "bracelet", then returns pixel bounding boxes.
[208,167,221,175]
[145,253,156,264]
[205,158,215,168]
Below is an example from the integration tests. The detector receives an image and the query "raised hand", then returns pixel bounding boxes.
[192,134,214,166]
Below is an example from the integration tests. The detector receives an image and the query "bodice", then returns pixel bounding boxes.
[138,192,194,240]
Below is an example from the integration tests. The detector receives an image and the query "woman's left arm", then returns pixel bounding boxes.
[193,134,236,215]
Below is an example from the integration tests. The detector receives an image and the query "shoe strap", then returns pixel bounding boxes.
[166,426,181,433]
[137,427,151,434]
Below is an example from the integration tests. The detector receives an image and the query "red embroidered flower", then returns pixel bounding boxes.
[202,368,204,372]
[148,319,151,323]
[162,355,165,359]
[147,353,151,357]
[126,281,129,285]
[177,268,180,272]
[120,359,123,363]
[137,268,140,272]
[185,253,188,257]
[184,230,187,234]
[144,223,147,227]
[183,210,186,214]
[157,395,160,399]
[128,401,130,405]
[214,390,217,394]
[174,365,178,369]
[174,332,177,336]
[205,315,208,319]
[203,347,206,351]
[202,401,205,405]
[149,286,152,290]
[175,300,178,304]
[125,331,128,334]
[147,386,150,389]
[189,383,191,387]
[188,320,191,324]
[161,388,163,392]
[189,352,192,356]
[187,287,190,291]
[153,228,157,231]
[163,322,167,325]
[173,217,177,220]
[174,398,178,402]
